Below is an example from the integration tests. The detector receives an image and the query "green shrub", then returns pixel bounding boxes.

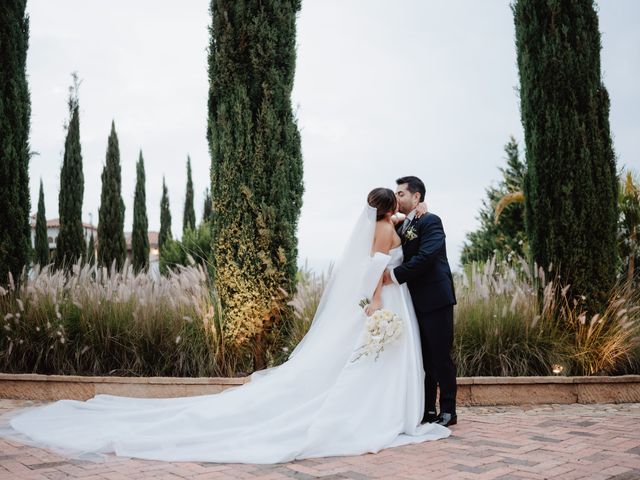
[160,221,213,275]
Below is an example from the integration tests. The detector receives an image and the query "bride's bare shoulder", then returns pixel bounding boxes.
[375,220,395,234]
[373,220,395,253]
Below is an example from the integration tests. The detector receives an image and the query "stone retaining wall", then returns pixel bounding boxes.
[1,373,639,405]
[0,374,248,401]
[456,375,640,405]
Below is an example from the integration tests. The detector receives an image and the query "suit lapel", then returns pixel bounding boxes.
[404,216,418,234]
[398,214,416,234]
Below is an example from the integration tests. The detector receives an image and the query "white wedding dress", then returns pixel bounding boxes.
[0,205,449,463]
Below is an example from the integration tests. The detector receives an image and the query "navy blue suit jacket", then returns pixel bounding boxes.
[393,213,456,314]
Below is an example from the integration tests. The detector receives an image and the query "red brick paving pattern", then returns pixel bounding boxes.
[1,400,639,479]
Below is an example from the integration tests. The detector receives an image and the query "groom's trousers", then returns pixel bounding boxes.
[416,305,457,415]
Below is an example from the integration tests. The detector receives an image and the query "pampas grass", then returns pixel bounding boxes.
[0,259,248,376]
[1,255,638,377]
[454,257,566,376]
[454,256,640,376]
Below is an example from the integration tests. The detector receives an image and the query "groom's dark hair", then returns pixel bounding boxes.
[396,176,425,202]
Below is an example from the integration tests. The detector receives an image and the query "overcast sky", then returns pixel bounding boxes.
[25,1,640,273]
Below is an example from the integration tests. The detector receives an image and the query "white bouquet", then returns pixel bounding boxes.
[352,308,403,362]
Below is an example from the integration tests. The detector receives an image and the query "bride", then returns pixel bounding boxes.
[0,188,450,464]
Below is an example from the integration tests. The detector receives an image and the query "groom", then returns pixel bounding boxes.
[382,176,458,427]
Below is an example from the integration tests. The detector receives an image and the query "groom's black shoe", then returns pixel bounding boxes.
[435,412,457,427]
[421,411,438,424]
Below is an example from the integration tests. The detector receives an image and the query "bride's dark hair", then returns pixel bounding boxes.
[367,188,397,221]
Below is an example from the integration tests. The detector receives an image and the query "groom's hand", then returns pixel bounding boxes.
[382,269,393,285]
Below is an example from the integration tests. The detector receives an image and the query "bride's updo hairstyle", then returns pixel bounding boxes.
[367,188,397,221]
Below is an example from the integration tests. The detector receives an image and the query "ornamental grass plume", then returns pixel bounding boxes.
[1,256,638,378]
[286,264,331,345]
[454,257,565,376]
[454,255,640,376]
[559,286,640,375]
[0,258,240,376]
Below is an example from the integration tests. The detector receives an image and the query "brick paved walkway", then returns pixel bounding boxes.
[1,401,639,480]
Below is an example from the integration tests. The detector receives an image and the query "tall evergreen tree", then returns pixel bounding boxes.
[159,176,172,252]
[461,137,527,265]
[202,187,213,225]
[183,156,196,234]
[132,151,149,272]
[513,0,618,311]
[34,179,49,267]
[86,230,96,266]
[55,74,85,269]
[208,0,304,364]
[0,1,31,286]
[97,121,126,270]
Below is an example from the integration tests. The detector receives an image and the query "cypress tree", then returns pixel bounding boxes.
[208,0,304,364]
[513,0,618,311]
[86,230,96,266]
[55,74,85,269]
[202,188,213,225]
[159,176,172,252]
[0,1,31,286]
[97,121,126,271]
[183,156,196,234]
[132,151,149,273]
[34,179,49,267]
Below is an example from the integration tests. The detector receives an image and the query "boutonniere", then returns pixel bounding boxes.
[403,225,418,243]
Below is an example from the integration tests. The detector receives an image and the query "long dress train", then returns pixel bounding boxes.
[0,206,449,463]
